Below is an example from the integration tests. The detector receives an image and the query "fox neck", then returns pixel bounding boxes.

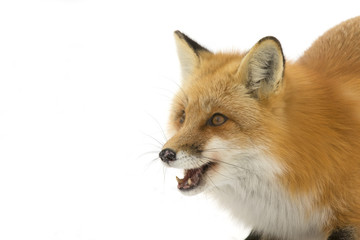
[206,151,329,240]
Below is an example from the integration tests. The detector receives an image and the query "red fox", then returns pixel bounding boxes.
[159,17,360,240]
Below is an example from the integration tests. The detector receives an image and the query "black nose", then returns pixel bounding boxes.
[159,148,176,163]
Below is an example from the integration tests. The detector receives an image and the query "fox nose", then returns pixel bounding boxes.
[159,148,176,163]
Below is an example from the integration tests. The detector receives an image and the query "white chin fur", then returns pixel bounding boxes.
[202,137,330,240]
[178,184,206,196]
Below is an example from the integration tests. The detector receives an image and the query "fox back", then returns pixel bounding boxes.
[159,17,360,240]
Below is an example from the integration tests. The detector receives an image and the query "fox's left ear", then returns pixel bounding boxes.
[238,37,285,99]
[174,31,212,81]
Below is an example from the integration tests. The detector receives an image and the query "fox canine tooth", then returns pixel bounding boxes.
[176,176,181,184]
[187,178,192,185]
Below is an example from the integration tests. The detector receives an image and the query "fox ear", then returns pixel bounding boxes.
[238,37,285,99]
[174,31,211,81]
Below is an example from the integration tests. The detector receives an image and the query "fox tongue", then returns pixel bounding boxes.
[176,168,202,190]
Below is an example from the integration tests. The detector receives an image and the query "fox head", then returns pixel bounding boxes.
[159,31,285,196]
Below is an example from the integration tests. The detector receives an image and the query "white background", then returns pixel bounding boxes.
[0,1,358,239]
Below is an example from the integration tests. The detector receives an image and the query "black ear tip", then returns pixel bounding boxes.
[258,36,285,67]
[174,30,184,38]
[174,31,210,54]
[258,36,282,48]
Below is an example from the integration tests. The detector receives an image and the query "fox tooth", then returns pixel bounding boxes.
[176,176,181,184]
[187,178,192,185]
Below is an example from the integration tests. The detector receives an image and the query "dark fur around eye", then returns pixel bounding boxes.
[179,110,185,124]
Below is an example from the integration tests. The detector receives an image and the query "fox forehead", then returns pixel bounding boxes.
[185,52,246,88]
[178,53,250,110]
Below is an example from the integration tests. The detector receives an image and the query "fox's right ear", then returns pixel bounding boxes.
[174,31,212,81]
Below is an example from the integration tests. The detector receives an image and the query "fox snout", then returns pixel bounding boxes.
[159,148,177,163]
[158,144,216,194]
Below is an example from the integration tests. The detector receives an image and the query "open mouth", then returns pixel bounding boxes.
[175,162,214,191]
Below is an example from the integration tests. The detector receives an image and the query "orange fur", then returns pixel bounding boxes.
[276,16,360,233]
[162,16,360,239]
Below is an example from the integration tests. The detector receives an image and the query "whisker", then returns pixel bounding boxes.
[136,151,160,160]
[200,160,234,193]
[173,81,189,105]
[141,156,161,172]
[142,142,163,150]
[199,158,236,181]
[150,157,160,164]
[202,147,247,152]
[159,80,188,107]
[201,156,250,172]
[141,132,165,148]
[156,84,188,108]
[162,165,168,183]
[145,113,168,142]
[204,172,220,191]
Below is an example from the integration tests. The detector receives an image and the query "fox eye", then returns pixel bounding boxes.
[208,113,228,126]
[179,110,185,124]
